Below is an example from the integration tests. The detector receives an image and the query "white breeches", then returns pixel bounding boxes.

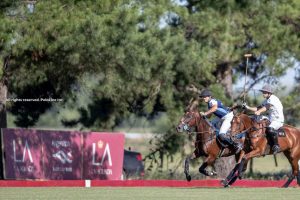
[219,112,234,135]
[269,120,283,130]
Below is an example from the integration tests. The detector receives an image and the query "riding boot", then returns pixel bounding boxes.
[271,134,280,154]
[218,134,242,154]
[266,127,281,154]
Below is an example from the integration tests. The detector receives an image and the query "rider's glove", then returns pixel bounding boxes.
[242,102,249,109]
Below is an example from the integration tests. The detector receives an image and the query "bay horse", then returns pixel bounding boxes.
[176,101,248,181]
[226,113,300,187]
[221,113,253,186]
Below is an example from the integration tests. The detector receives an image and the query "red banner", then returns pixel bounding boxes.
[2,128,44,179]
[1,129,125,180]
[82,132,125,180]
[42,130,82,180]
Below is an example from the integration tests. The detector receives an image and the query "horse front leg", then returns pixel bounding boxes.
[184,152,199,182]
[199,156,217,176]
[184,156,192,182]
[221,164,239,187]
[237,148,263,179]
[239,159,249,179]
[221,151,246,187]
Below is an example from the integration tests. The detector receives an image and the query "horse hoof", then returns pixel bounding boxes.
[211,171,217,176]
[220,179,227,185]
[220,179,229,187]
[237,172,243,179]
[186,175,192,182]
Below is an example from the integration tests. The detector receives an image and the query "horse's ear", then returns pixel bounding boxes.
[184,105,190,112]
[189,99,199,112]
[236,116,241,123]
[185,98,194,111]
[232,112,241,123]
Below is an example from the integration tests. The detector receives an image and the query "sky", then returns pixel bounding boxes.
[233,67,297,97]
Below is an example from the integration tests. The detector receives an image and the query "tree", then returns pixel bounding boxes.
[1,0,300,179]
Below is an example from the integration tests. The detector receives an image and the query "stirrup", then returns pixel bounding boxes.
[234,143,243,154]
[272,145,280,154]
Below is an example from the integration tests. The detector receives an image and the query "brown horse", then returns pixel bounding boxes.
[221,113,253,186]
[176,102,248,181]
[228,113,300,187]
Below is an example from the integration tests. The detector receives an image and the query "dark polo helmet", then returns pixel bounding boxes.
[199,89,212,97]
[259,85,273,94]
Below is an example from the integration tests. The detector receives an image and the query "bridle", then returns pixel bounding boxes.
[231,115,268,139]
[230,115,251,139]
[179,111,195,132]
[248,120,268,139]
[179,110,218,155]
[180,111,215,135]
[179,111,219,151]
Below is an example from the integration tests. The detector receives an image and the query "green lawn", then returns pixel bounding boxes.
[0,187,299,200]
[249,153,291,173]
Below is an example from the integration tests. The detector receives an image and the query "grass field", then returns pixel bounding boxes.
[0,187,299,200]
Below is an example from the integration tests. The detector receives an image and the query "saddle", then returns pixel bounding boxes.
[256,117,286,137]
[216,136,228,148]
[277,127,286,137]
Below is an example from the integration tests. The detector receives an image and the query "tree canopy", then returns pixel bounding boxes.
[1,0,300,176]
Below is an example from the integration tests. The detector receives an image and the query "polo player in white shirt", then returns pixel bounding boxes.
[243,85,284,154]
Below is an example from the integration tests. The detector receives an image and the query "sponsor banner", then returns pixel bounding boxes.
[2,128,44,179]
[42,130,82,179]
[1,129,125,180]
[83,132,125,180]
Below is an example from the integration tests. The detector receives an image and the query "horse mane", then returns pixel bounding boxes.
[186,99,199,112]
[237,113,253,121]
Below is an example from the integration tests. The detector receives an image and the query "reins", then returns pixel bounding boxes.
[184,111,217,154]
[248,125,267,139]
[230,115,250,140]
[186,117,215,135]
[195,112,216,141]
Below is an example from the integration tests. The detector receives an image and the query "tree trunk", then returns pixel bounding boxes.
[215,62,233,99]
[0,79,8,179]
[213,62,235,179]
[213,156,236,179]
[0,81,7,128]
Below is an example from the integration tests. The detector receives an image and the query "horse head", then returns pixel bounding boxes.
[177,99,201,133]
[231,114,268,148]
[247,116,269,144]
[176,110,201,133]
[230,113,253,136]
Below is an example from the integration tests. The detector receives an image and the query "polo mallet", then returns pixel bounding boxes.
[243,54,252,103]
